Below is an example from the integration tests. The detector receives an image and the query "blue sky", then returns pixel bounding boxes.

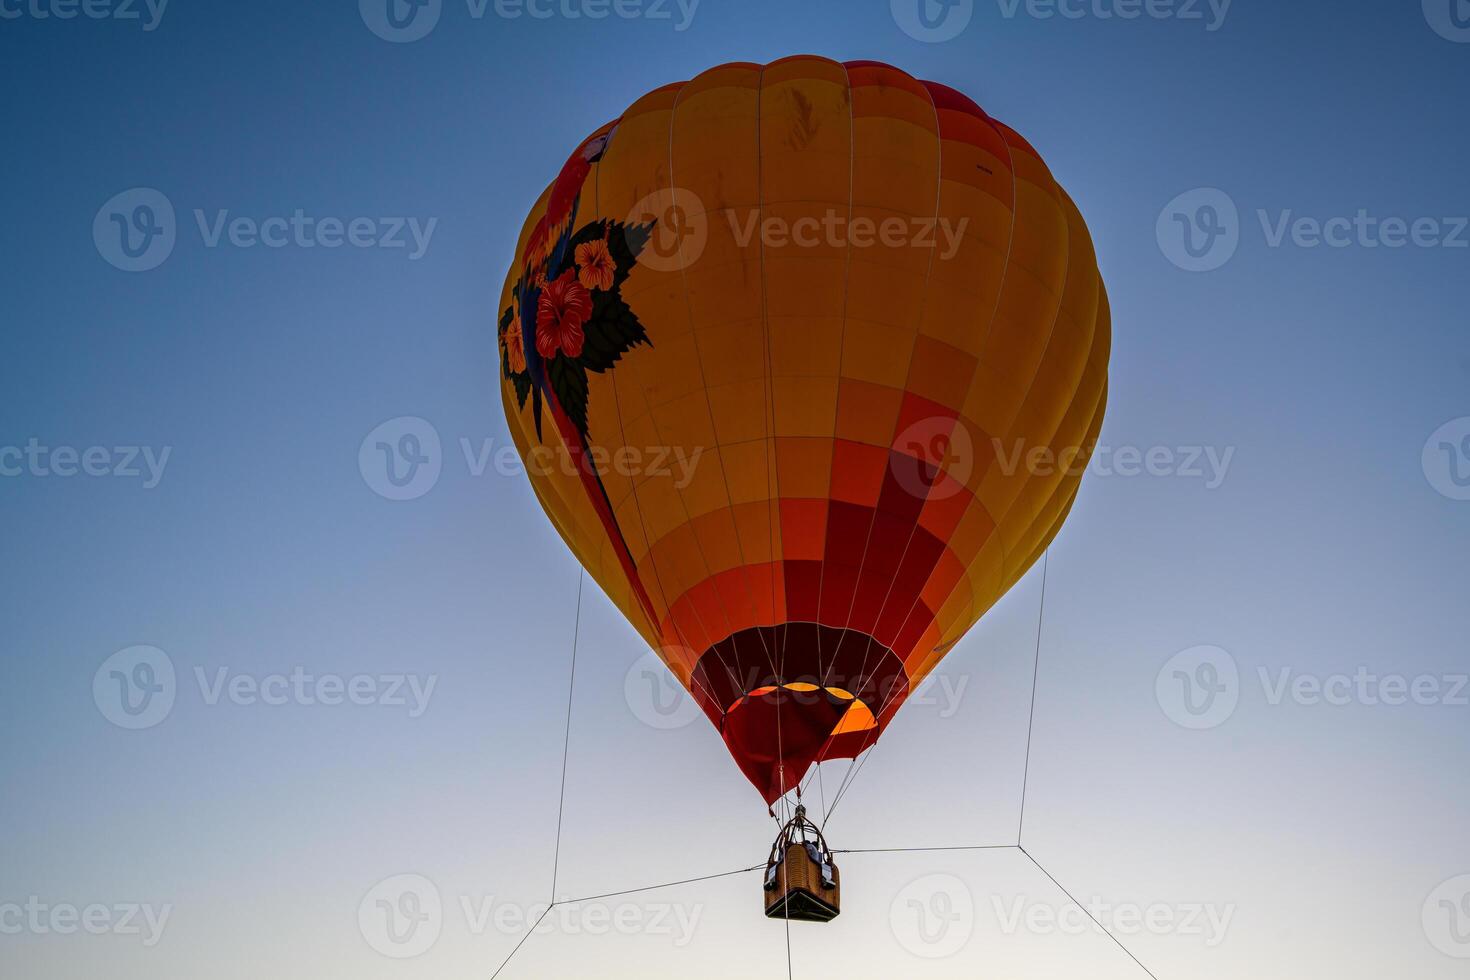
[2,1,1468,977]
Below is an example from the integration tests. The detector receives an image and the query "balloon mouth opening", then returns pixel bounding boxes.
[692,623,908,803]
[727,685,878,734]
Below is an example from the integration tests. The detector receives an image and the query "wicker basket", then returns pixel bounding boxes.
[764,841,841,922]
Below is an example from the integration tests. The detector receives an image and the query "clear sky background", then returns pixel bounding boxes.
[2,1,1468,977]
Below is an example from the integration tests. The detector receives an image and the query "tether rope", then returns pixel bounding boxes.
[557,864,765,906]
[491,555,1162,980]
[548,568,583,903]
[488,907,550,980]
[832,844,1016,854]
[1017,550,1049,846]
[821,548,1051,836]
[1020,845,1163,980]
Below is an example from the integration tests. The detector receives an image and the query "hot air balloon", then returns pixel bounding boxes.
[496,58,1110,912]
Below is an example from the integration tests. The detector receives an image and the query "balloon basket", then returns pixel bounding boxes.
[763,807,841,922]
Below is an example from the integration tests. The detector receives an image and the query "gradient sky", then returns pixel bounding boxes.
[2,1,1469,977]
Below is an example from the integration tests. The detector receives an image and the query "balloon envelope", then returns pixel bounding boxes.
[497,57,1110,804]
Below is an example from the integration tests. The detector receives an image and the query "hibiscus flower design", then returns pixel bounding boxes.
[536,270,592,359]
[500,215,655,440]
[503,299,527,374]
[575,238,616,292]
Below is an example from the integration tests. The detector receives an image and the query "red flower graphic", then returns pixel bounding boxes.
[536,270,592,359]
[503,299,527,374]
[575,238,616,292]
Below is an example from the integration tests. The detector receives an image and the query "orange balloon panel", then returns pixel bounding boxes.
[497,57,1110,804]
